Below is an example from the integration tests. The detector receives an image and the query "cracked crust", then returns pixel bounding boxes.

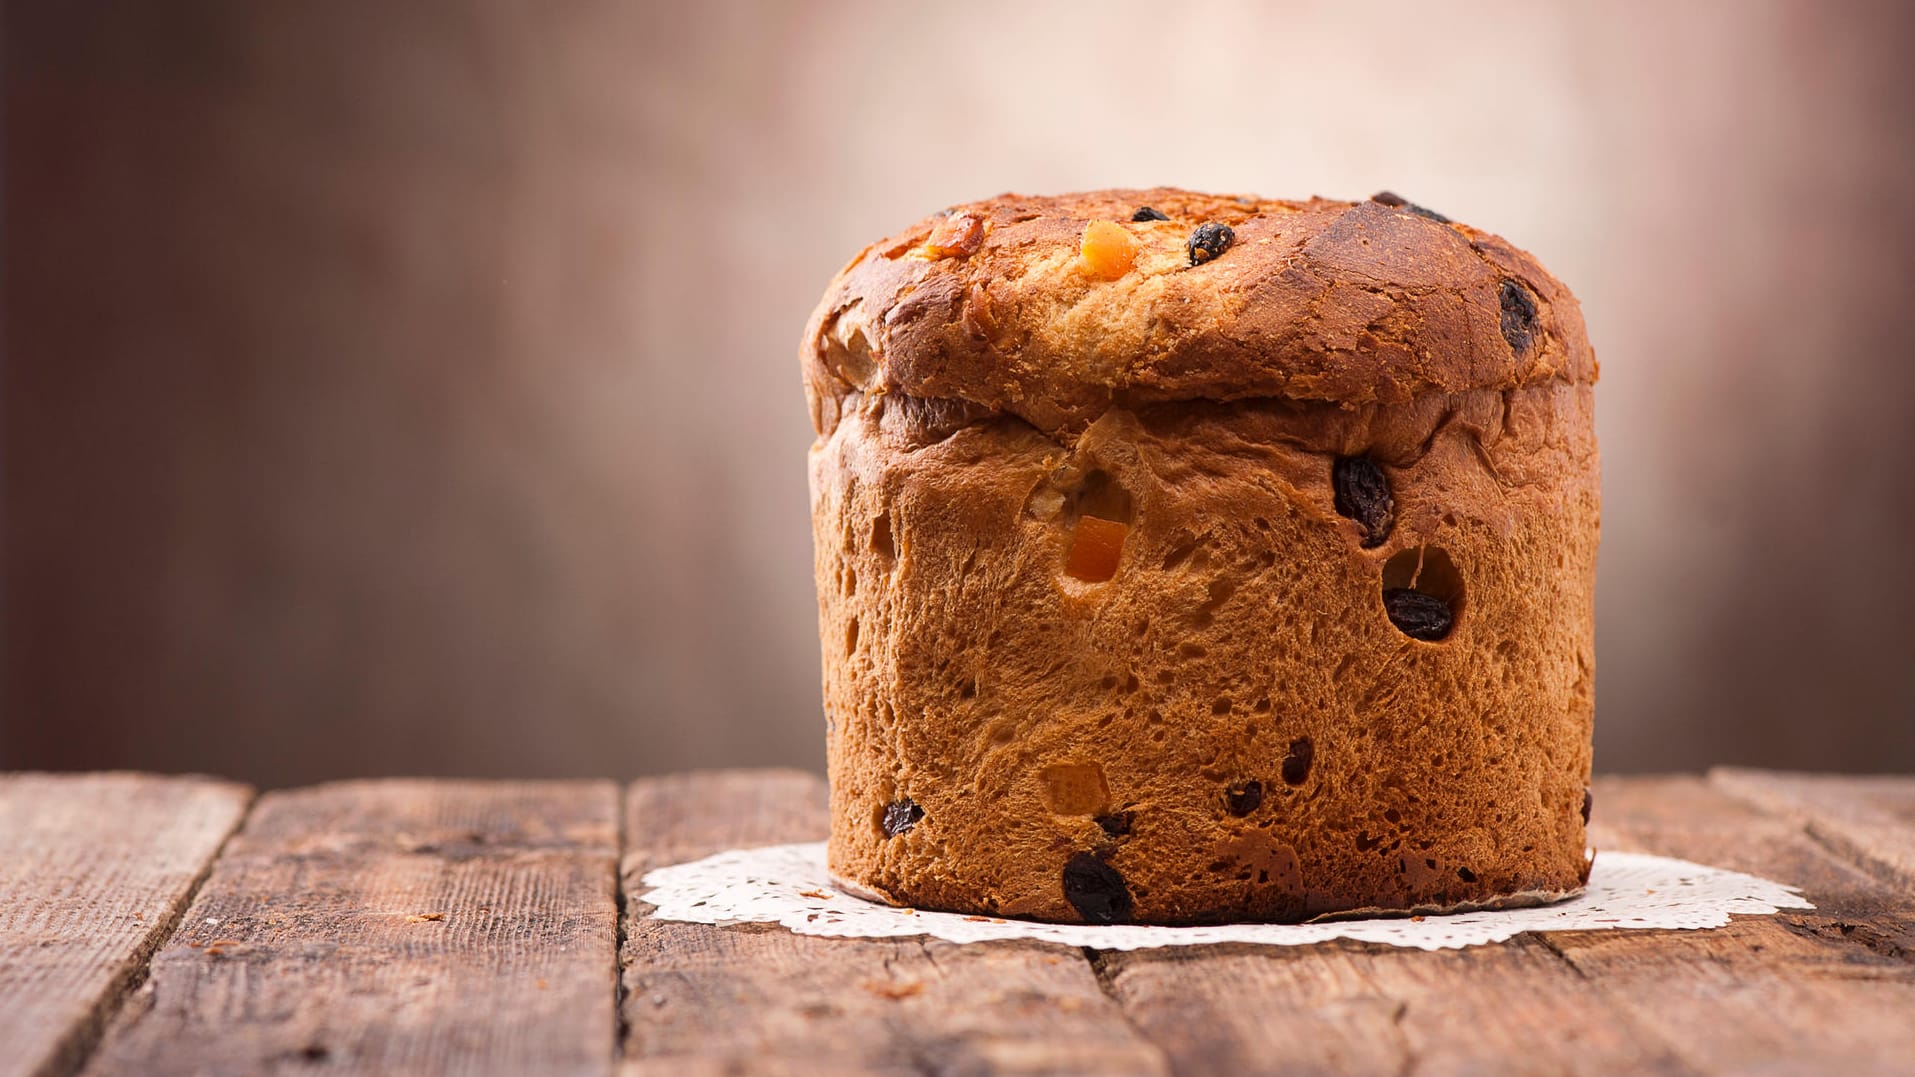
[803,188,1596,438]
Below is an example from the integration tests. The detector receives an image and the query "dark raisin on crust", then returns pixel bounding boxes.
[1581,788,1593,825]
[1186,222,1235,265]
[1499,279,1540,354]
[1131,206,1170,222]
[1062,852,1134,924]
[1370,190,1452,224]
[1383,588,1454,641]
[1281,738,1314,786]
[1224,780,1263,816]
[881,798,924,838]
[1095,811,1134,837]
[1332,456,1395,548]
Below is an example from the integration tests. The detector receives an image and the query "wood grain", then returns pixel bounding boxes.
[84,780,620,1077]
[1092,922,1685,1074]
[0,774,250,1077]
[1531,774,1915,1076]
[621,769,1169,1076]
[1087,773,1915,1076]
[8,770,1910,1075]
[1710,767,1915,889]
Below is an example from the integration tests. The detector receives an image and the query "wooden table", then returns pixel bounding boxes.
[1,770,1910,1076]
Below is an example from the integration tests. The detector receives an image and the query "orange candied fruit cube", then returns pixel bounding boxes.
[1065,516,1128,582]
[1077,220,1137,280]
[924,213,985,259]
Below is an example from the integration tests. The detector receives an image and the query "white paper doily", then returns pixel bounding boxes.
[640,842,1811,951]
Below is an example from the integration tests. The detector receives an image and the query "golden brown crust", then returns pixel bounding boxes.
[803,188,1596,438]
[804,188,1599,925]
[813,385,1598,924]
[813,381,1598,924]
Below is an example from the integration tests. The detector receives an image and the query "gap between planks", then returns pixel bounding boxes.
[80,779,623,1077]
[0,774,253,1077]
[12,768,1912,1076]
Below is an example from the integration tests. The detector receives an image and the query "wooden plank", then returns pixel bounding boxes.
[1709,767,1915,889]
[1524,775,1915,1075]
[1095,775,1915,1075]
[621,769,1169,1076]
[1589,773,1915,957]
[0,774,251,1077]
[85,780,620,1077]
[1093,921,1686,1075]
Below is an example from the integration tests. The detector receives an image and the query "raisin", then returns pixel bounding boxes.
[881,798,924,838]
[1499,279,1539,354]
[1131,206,1170,222]
[1383,588,1453,641]
[1332,456,1394,548]
[1062,852,1133,924]
[1224,780,1263,816]
[1581,788,1593,825]
[1186,222,1234,265]
[1370,190,1451,224]
[1281,738,1314,786]
[1095,811,1134,837]
[1457,866,1478,883]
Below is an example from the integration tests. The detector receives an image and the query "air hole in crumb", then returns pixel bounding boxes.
[1124,673,1140,692]
[1160,539,1199,571]
[871,514,895,562]
[1381,546,1465,605]
[1457,866,1478,882]
[1281,737,1315,785]
[1074,469,1133,524]
[1211,697,1232,715]
[1179,642,1208,659]
[845,619,859,653]
[1192,576,1237,628]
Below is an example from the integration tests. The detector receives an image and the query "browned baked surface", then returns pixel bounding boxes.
[803,188,1595,438]
[805,189,1598,924]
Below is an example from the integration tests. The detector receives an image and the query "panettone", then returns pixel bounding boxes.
[802,188,1598,924]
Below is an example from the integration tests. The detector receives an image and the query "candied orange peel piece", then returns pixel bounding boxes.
[924,213,985,259]
[1077,220,1137,280]
[1065,516,1128,582]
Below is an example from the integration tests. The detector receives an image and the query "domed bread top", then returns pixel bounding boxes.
[802,188,1596,437]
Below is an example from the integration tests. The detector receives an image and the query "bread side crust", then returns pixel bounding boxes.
[812,382,1598,925]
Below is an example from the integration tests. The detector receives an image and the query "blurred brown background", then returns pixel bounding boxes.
[4,1,1913,786]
